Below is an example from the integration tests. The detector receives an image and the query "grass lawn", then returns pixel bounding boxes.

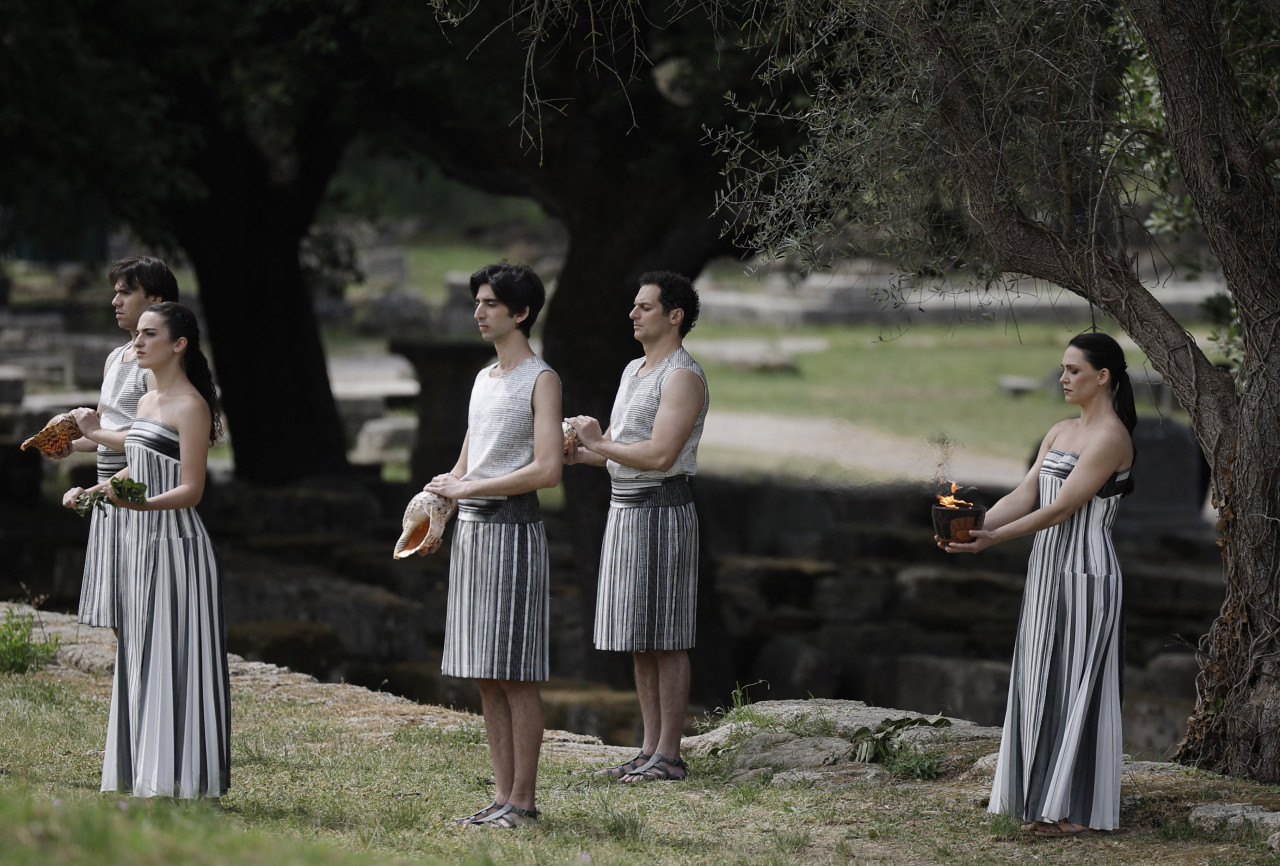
[4,665,1280,866]
[691,320,1202,464]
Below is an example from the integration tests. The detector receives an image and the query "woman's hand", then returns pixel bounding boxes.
[424,472,469,500]
[61,486,86,509]
[937,528,996,554]
[105,482,129,509]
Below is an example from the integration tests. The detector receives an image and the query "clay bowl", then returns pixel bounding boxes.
[932,504,987,543]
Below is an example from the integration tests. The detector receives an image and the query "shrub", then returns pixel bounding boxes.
[0,609,60,674]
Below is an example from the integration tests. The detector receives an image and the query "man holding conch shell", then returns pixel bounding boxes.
[417,264,561,829]
[49,257,179,630]
[564,271,709,783]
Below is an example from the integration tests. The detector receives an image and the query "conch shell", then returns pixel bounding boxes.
[21,413,83,455]
[393,491,457,559]
[562,421,580,456]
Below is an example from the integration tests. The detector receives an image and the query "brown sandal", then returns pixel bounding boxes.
[1033,820,1092,837]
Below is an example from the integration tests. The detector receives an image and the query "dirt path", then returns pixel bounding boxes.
[700,410,1029,488]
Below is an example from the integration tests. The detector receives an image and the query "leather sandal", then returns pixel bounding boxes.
[620,753,689,782]
[484,804,539,829]
[454,800,503,825]
[597,752,651,779]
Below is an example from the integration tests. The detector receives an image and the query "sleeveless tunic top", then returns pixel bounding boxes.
[442,355,557,681]
[606,347,709,482]
[96,343,149,481]
[460,356,555,501]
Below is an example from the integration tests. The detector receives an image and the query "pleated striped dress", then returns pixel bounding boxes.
[989,449,1129,830]
[594,347,709,652]
[79,344,149,627]
[102,417,231,798]
[442,357,557,682]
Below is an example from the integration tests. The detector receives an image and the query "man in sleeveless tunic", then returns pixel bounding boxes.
[424,264,561,828]
[565,270,709,782]
[54,257,180,629]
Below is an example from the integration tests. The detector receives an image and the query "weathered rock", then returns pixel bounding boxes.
[970,752,1000,775]
[221,552,431,664]
[733,731,856,771]
[772,763,886,787]
[1188,802,1280,833]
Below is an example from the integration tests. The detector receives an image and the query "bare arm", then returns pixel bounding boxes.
[963,424,1065,535]
[70,406,131,453]
[943,423,1131,553]
[568,369,704,472]
[108,395,210,511]
[425,370,563,499]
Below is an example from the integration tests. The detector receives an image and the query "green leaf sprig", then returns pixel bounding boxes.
[73,477,148,517]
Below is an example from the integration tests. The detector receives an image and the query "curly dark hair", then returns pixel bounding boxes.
[146,302,223,444]
[639,270,700,336]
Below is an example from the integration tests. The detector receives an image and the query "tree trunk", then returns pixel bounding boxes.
[180,232,350,485]
[1126,0,1280,779]
[166,127,352,485]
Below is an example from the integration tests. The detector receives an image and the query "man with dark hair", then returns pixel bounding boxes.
[469,263,546,337]
[565,270,708,782]
[56,256,180,629]
[423,262,561,827]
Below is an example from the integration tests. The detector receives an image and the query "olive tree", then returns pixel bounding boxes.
[710,0,1280,779]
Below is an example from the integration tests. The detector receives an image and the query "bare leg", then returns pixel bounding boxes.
[477,679,514,805]
[653,649,690,760]
[622,649,690,781]
[501,681,543,812]
[633,651,661,755]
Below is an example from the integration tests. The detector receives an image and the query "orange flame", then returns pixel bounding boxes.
[936,481,973,509]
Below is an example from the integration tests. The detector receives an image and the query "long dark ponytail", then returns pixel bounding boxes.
[148,302,223,444]
[1069,331,1136,495]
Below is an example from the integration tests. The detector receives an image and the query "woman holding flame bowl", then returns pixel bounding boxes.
[939,332,1135,837]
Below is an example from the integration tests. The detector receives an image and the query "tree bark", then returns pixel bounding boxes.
[1127,0,1280,779]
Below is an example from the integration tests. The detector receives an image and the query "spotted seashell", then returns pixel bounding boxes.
[393,491,457,559]
[21,413,83,455]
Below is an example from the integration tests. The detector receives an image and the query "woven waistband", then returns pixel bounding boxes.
[458,491,541,524]
[610,476,693,509]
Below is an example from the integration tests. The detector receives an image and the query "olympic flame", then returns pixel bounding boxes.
[936,481,973,509]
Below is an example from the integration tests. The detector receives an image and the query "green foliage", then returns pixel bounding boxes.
[0,609,59,674]
[74,477,147,517]
[713,0,1141,277]
[771,828,811,856]
[884,745,944,780]
[0,783,417,866]
[1204,293,1247,387]
[850,714,951,764]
